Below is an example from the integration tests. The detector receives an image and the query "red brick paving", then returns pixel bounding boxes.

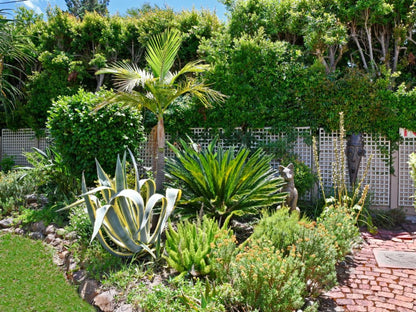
[323,225,416,312]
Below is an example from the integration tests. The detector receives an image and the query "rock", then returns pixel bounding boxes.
[56,228,66,238]
[115,303,133,312]
[115,304,134,312]
[79,279,100,304]
[1,228,13,233]
[30,221,46,234]
[14,228,25,235]
[25,194,38,205]
[51,237,62,247]
[72,270,87,285]
[0,218,13,229]
[29,232,44,240]
[64,231,78,241]
[53,250,69,266]
[93,289,118,312]
[67,257,78,272]
[45,233,56,244]
[45,224,57,235]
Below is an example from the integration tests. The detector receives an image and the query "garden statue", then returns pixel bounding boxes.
[345,133,366,186]
[279,163,299,212]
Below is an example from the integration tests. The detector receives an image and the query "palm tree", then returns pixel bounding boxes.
[0,4,33,120]
[96,29,225,191]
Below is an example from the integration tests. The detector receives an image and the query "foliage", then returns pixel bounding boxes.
[370,208,407,230]
[317,205,360,260]
[25,51,80,130]
[47,88,145,184]
[66,203,92,243]
[249,208,337,297]
[0,154,15,173]
[164,216,234,277]
[0,233,95,311]
[231,241,306,312]
[166,137,286,222]
[198,30,308,132]
[97,28,225,190]
[0,169,39,216]
[70,150,181,258]
[409,152,416,212]
[22,147,80,202]
[65,0,109,18]
[126,276,230,312]
[0,16,33,126]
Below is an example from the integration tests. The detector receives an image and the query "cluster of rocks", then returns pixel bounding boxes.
[0,218,134,312]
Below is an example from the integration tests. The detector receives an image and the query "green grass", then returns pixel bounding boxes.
[0,233,95,312]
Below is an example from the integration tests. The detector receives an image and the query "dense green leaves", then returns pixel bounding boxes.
[47,89,145,184]
[166,138,286,221]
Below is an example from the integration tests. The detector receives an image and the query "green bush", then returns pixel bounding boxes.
[232,241,305,312]
[249,208,337,297]
[317,205,360,260]
[164,216,234,277]
[127,277,229,312]
[0,170,39,216]
[166,137,286,222]
[47,88,146,184]
[0,154,15,173]
[23,147,80,202]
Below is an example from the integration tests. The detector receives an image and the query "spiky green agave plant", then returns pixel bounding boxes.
[166,137,286,222]
[69,149,181,258]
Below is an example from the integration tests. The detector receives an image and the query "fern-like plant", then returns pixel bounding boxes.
[166,137,286,222]
[66,149,181,258]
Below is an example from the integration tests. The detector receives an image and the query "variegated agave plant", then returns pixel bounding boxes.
[69,149,181,258]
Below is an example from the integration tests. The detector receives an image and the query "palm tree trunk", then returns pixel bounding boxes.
[155,117,165,191]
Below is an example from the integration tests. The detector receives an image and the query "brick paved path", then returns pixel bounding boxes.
[323,225,416,312]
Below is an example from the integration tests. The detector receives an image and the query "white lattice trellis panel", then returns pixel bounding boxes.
[318,129,390,207]
[1,129,37,167]
[399,138,416,207]
[362,134,390,207]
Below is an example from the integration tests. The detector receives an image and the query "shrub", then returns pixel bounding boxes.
[166,137,286,222]
[164,216,235,277]
[249,208,337,297]
[127,277,229,312]
[0,154,15,173]
[47,88,146,184]
[317,205,360,260]
[232,241,305,312]
[0,170,39,216]
[22,147,80,202]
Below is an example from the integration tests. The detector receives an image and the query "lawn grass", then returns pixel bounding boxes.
[0,233,95,312]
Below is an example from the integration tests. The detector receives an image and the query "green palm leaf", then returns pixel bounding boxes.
[145,28,182,80]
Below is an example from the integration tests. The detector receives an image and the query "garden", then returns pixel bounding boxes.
[1,0,416,311]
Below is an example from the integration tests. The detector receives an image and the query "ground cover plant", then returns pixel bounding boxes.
[0,233,95,312]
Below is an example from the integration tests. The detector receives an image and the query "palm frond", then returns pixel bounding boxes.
[96,62,155,92]
[173,78,227,108]
[145,29,182,80]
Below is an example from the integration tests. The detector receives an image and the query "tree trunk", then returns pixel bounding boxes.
[155,117,165,192]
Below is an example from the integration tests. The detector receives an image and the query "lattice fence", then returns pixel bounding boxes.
[399,138,416,208]
[2,127,416,213]
[318,129,391,207]
[1,129,49,167]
